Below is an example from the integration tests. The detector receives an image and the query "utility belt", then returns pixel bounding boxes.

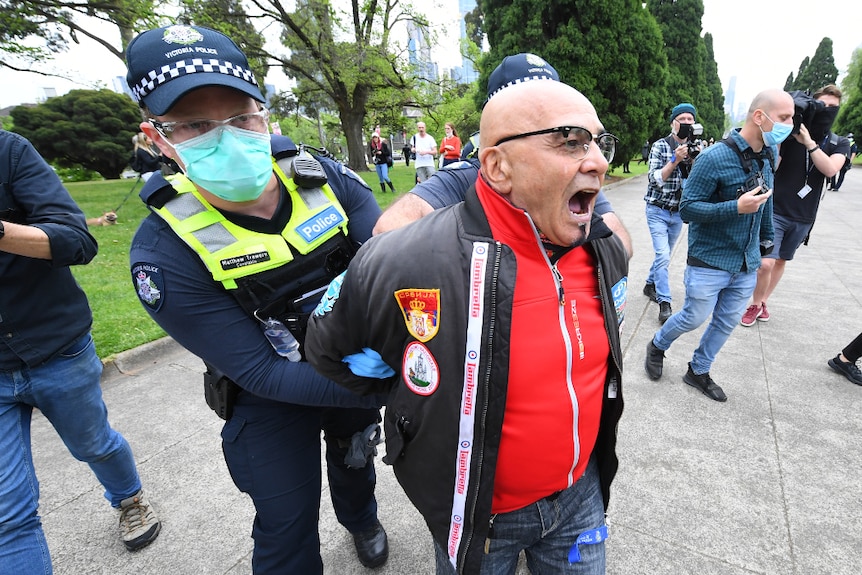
[203,362,240,420]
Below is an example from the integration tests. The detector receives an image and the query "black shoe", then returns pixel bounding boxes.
[352,521,389,568]
[643,282,658,303]
[645,340,664,380]
[658,301,672,324]
[828,355,862,385]
[683,364,727,402]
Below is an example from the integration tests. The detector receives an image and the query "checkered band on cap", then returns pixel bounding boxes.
[131,58,258,102]
[487,75,556,101]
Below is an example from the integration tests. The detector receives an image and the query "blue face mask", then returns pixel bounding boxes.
[760,113,793,147]
[172,126,273,202]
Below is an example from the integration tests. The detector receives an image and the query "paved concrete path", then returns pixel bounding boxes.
[34,166,862,574]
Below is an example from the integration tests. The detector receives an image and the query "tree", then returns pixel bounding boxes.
[1,0,159,75]
[214,0,423,172]
[10,89,141,179]
[647,0,725,142]
[835,48,862,138]
[785,38,838,93]
[478,0,669,168]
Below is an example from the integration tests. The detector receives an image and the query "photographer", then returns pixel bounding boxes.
[643,102,704,324]
[645,89,793,403]
[741,85,850,326]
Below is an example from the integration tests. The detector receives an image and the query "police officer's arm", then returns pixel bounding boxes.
[794,124,847,178]
[1,136,97,263]
[130,220,381,410]
[372,193,435,235]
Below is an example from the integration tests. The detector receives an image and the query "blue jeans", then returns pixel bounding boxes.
[435,459,606,575]
[645,203,684,303]
[375,162,391,183]
[654,266,757,374]
[0,332,141,575]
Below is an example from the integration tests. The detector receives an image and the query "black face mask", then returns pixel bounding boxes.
[676,122,693,140]
[809,106,839,143]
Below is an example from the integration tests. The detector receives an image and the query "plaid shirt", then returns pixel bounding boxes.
[679,129,775,273]
[644,135,685,210]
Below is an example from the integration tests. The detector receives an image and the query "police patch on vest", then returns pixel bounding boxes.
[220,251,271,271]
[402,341,439,396]
[297,205,345,243]
[395,288,440,342]
[131,262,164,312]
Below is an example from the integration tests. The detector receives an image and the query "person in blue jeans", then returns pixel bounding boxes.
[643,102,700,324]
[0,130,160,574]
[644,89,794,402]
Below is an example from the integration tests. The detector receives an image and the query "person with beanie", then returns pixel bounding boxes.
[643,102,700,324]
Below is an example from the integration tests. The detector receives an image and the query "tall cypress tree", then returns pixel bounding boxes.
[478,0,669,168]
[787,38,839,93]
[646,0,725,142]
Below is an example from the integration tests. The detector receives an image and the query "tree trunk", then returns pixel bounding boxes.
[342,109,369,172]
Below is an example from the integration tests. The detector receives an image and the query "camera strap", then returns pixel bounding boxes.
[720,137,773,176]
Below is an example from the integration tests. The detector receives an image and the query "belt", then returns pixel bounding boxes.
[649,202,679,213]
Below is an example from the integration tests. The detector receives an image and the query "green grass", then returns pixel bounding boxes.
[68,164,418,360]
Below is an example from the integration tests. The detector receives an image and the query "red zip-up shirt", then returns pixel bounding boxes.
[476,177,609,514]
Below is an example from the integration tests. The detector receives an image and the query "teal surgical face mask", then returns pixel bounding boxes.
[760,113,793,147]
[172,126,272,202]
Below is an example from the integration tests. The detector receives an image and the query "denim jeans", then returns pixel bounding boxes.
[0,332,141,575]
[435,458,606,575]
[645,203,684,303]
[375,162,391,183]
[654,265,757,374]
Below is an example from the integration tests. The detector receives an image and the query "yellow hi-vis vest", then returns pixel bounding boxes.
[153,159,350,290]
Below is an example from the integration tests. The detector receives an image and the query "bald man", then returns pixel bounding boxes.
[306,81,628,574]
[645,89,794,402]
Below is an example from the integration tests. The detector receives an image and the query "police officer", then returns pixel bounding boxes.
[125,25,388,574]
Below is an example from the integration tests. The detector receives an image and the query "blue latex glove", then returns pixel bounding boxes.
[342,348,395,379]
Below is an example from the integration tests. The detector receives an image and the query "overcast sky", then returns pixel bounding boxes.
[1,0,859,113]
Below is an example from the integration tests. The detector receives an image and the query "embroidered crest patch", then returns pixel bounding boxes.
[402,342,440,396]
[395,289,440,342]
[131,263,164,312]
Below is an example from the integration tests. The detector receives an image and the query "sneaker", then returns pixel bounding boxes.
[740,304,762,327]
[118,489,161,551]
[643,282,658,303]
[683,363,727,402]
[658,301,672,324]
[828,355,862,385]
[645,340,665,381]
[757,303,770,322]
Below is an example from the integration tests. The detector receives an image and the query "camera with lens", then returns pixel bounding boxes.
[685,123,705,161]
[735,172,767,199]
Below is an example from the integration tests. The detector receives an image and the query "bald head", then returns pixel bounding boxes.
[477,80,609,248]
[480,82,598,150]
[748,89,793,120]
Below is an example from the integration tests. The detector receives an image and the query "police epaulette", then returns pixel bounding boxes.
[146,181,179,209]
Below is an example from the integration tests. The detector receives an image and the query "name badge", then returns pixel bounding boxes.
[797,184,812,199]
